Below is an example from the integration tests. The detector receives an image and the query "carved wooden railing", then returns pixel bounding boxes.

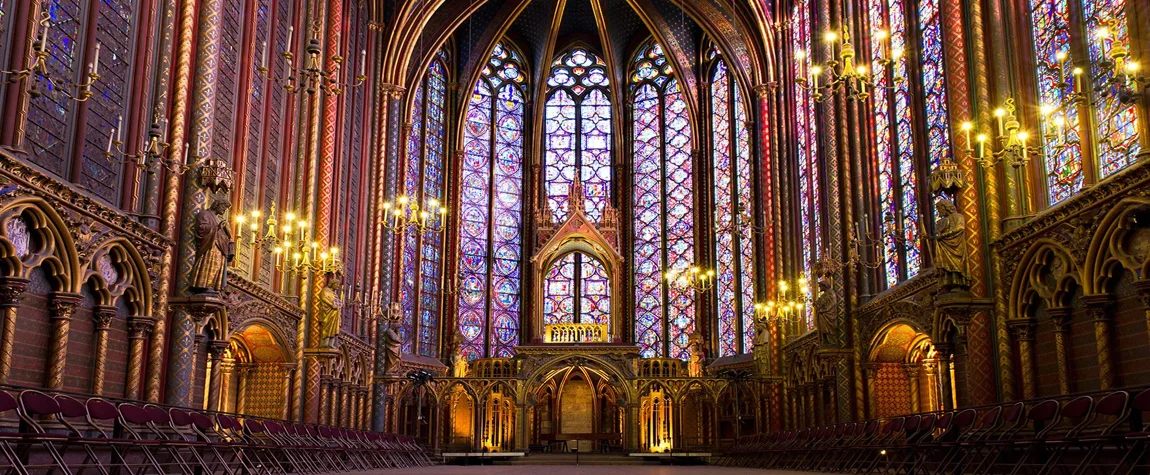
[544,323,609,343]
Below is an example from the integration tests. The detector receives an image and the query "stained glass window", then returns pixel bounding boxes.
[398,52,448,357]
[790,1,820,331]
[710,55,755,356]
[457,43,526,360]
[868,0,922,287]
[918,0,952,177]
[25,0,82,177]
[80,0,136,203]
[545,47,612,222]
[631,42,695,359]
[1084,0,1140,176]
[1028,0,1084,203]
[542,47,613,326]
[543,252,611,326]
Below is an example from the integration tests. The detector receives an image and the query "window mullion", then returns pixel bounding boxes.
[484,86,499,358]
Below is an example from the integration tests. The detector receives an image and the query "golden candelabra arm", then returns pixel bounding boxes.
[234,203,345,278]
[3,14,100,102]
[257,33,367,96]
[663,265,716,292]
[380,195,448,235]
[794,25,902,103]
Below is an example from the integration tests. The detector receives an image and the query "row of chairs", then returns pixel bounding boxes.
[718,388,1150,475]
[0,389,431,475]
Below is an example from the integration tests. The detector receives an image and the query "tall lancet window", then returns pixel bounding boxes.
[631,42,695,359]
[1028,0,1084,203]
[399,51,448,356]
[790,2,820,331]
[709,50,756,356]
[1085,0,1140,176]
[457,44,527,360]
[867,0,922,287]
[542,47,613,326]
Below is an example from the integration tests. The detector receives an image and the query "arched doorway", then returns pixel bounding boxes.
[224,324,293,419]
[867,323,939,418]
[531,365,623,452]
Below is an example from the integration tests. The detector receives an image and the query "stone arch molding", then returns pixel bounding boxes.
[520,354,635,405]
[0,197,78,292]
[1009,239,1083,322]
[1085,197,1150,293]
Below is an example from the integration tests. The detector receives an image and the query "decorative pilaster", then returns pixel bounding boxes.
[125,315,156,400]
[46,294,82,389]
[864,364,880,419]
[934,344,954,411]
[206,340,228,412]
[282,363,296,421]
[1084,295,1115,389]
[167,296,224,407]
[235,364,252,415]
[1008,319,1037,399]
[1048,307,1073,394]
[0,278,27,384]
[904,364,920,413]
[91,306,117,395]
[318,377,330,425]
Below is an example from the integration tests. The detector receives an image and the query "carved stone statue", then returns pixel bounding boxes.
[316,274,343,348]
[382,303,404,374]
[687,330,706,377]
[815,280,838,346]
[930,198,970,291]
[448,333,468,378]
[752,319,771,373]
[188,196,235,294]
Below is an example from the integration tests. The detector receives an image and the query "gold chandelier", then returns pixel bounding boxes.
[234,203,343,276]
[663,265,716,292]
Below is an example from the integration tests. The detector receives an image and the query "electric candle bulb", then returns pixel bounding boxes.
[91,43,101,75]
[824,31,837,43]
[874,29,888,40]
[795,49,806,61]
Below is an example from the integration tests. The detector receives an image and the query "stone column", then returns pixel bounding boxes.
[205,341,229,412]
[46,294,82,389]
[342,382,352,427]
[814,380,826,427]
[1008,320,1037,399]
[282,364,296,421]
[1084,295,1116,389]
[125,315,156,399]
[91,306,117,395]
[864,364,880,420]
[1048,307,1073,394]
[330,380,341,426]
[935,344,955,411]
[805,383,816,428]
[1135,281,1150,349]
[0,278,27,384]
[922,360,938,411]
[904,364,921,414]
[235,364,252,415]
[318,377,330,425]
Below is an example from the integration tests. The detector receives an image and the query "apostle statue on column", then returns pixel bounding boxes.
[815,279,838,346]
[316,273,343,348]
[188,196,235,295]
[687,329,706,377]
[382,302,404,374]
[927,198,970,291]
[448,332,469,378]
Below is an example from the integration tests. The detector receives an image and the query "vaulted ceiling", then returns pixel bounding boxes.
[381,0,775,108]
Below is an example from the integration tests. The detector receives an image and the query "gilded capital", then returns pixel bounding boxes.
[127,315,158,338]
[1007,319,1036,342]
[1048,307,1072,332]
[49,294,83,320]
[93,306,118,331]
[0,278,28,308]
